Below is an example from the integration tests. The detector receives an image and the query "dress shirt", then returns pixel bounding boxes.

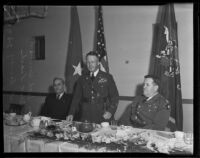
[57,92,64,100]
[90,69,99,77]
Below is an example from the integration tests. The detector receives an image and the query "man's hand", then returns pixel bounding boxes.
[66,115,73,122]
[103,111,112,120]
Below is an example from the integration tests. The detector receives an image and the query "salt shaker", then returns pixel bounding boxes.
[44,120,48,127]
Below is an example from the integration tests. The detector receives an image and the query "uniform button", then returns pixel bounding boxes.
[91,91,94,94]
[138,105,141,108]
[137,111,139,114]
[91,96,94,99]
[135,116,137,119]
[148,109,151,112]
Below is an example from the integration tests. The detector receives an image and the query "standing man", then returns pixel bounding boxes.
[119,75,171,131]
[66,51,119,124]
[40,77,72,120]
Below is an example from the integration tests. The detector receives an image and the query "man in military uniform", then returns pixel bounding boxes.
[66,51,119,124]
[119,75,171,131]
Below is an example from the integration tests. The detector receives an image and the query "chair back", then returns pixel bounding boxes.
[9,104,25,115]
[165,116,177,132]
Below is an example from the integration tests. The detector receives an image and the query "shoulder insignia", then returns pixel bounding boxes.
[165,104,171,110]
[165,99,169,104]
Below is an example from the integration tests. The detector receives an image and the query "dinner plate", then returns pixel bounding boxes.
[156,131,175,139]
[51,119,62,122]
[5,121,27,126]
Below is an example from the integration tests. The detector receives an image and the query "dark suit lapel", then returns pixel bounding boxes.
[54,93,57,99]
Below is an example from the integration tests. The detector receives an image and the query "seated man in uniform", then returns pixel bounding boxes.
[40,77,72,120]
[119,75,171,131]
[66,51,119,124]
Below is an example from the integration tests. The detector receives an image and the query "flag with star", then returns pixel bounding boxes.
[94,6,109,72]
[65,6,83,94]
[149,3,183,131]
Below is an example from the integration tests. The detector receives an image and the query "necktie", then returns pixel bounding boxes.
[91,73,95,81]
[56,94,60,100]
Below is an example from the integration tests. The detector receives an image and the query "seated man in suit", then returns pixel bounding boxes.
[40,77,72,120]
[119,75,171,131]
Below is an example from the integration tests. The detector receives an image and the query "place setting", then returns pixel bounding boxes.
[4,112,32,126]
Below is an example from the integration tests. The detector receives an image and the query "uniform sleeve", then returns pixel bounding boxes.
[107,75,119,115]
[143,102,171,131]
[118,98,138,126]
[118,103,132,126]
[130,96,145,125]
[68,79,83,116]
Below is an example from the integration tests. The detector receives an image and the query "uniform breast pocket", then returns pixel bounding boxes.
[82,85,91,96]
[99,84,107,95]
[147,106,158,116]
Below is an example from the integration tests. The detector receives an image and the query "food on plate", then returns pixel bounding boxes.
[46,131,54,137]
[39,128,48,135]
[91,127,117,143]
[55,133,64,139]
[72,131,80,139]
[80,132,90,140]
[131,137,147,145]
[5,115,26,126]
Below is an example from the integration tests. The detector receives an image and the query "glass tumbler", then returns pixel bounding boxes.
[110,120,118,130]
[184,132,193,145]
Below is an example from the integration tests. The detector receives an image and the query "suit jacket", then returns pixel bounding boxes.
[68,70,119,124]
[40,93,73,120]
[119,93,171,131]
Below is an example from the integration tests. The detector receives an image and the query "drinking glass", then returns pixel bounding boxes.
[184,132,193,145]
[110,120,118,130]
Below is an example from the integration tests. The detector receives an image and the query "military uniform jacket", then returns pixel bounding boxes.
[119,93,171,131]
[68,70,119,124]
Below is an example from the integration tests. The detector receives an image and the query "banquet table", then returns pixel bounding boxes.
[3,120,193,154]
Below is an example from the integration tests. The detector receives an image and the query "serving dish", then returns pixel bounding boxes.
[5,117,27,126]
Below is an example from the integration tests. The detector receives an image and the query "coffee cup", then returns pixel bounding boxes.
[174,131,184,140]
[101,122,109,128]
[31,118,41,128]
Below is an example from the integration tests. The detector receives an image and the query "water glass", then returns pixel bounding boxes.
[110,120,118,130]
[184,132,193,145]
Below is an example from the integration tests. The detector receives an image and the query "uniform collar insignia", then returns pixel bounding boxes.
[145,93,160,103]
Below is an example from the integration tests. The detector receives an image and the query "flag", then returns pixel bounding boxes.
[149,3,183,131]
[94,6,109,72]
[65,6,83,94]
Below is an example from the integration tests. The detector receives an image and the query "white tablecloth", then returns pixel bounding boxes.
[3,123,108,152]
[4,123,193,154]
